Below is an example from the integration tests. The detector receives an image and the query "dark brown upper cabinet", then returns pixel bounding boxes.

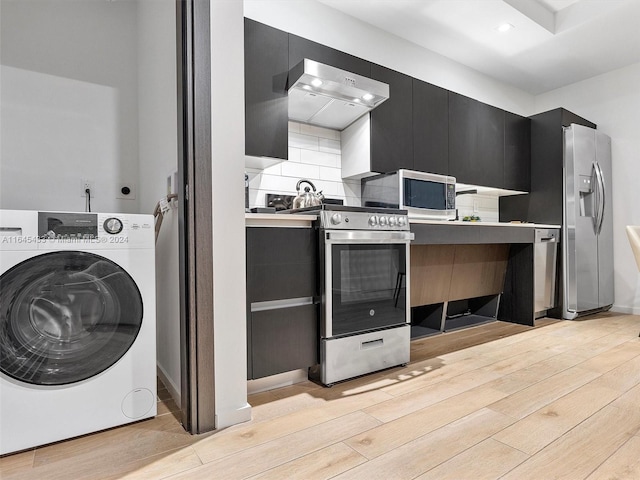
[413,79,449,175]
[448,92,504,188]
[504,112,531,192]
[288,34,371,77]
[369,64,413,173]
[244,18,289,161]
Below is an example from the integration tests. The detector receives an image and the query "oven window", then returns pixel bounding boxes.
[331,243,407,336]
[404,178,446,209]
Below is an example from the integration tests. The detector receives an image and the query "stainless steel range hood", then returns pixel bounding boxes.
[287,59,390,131]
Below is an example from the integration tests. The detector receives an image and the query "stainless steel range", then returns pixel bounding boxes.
[283,205,414,386]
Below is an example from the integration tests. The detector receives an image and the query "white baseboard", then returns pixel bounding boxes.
[247,369,308,395]
[156,364,181,408]
[611,304,640,315]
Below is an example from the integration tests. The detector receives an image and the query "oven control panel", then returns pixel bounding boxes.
[320,211,409,231]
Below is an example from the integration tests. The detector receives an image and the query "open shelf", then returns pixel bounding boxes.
[411,294,501,337]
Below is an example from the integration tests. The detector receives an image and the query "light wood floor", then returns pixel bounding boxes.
[3,313,640,479]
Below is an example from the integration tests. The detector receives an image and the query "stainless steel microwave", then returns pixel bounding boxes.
[361,169,456,220]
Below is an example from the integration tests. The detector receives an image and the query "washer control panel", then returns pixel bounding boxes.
[34,211,153,247]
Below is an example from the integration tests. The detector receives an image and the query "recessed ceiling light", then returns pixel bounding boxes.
[496,23,515,33]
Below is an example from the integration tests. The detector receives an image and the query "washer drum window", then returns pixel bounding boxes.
[0,251,143,386]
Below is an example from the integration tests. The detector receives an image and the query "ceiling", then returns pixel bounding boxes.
[316,0,640,95]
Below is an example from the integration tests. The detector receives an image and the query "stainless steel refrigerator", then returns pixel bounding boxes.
[562,124,614,319]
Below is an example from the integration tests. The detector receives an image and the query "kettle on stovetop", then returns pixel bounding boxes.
[292,179,324,209]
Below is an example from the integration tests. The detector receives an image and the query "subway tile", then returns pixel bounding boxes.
[262,163,282,176]
[299,123,340,141]
[248,188,264,208]
[344,196,362,207]
[300,149,339,168]
[319,166,343,182]
[289,132,319,151]
[258,173,297,192]
[281,162,321,180]
[288,148,302,163]
[319,138,341,155]
[288,121,301,134]
[247,171,263,189]
[311,179,339,196]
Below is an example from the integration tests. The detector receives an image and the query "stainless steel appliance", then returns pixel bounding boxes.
[361,170,456,221]
[287,59,389,131]
[534,228,559,318]
[283,205,413,386]
[562,124,614,319]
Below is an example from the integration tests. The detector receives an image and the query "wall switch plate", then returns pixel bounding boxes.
[473,200,479,213]
[80,179,95,197]
[117,183,136,200]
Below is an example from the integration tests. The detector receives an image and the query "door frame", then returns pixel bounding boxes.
[176,0,215,433]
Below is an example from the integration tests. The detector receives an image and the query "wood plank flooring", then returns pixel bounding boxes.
[3,313,640,479]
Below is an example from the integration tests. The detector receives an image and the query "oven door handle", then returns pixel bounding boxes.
[325,230,414,243]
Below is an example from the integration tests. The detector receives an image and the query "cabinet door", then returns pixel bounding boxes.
[246,227,317,302]
[449,92,505,187]
[413,79,448,175]
[504,112,531,192]
[250,304,318,379]
[244,19,289,160]
[448,92,477,184]
[288,34,370,77]
[370,64,413,173]
[476,102,504,188]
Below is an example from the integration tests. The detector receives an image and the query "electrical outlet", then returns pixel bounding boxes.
[473,200,479,213]
[80,179,95,197]
[117,183,136,200]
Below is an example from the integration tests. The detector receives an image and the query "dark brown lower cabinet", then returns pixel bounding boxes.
[250,304,318,379]
[246,226,319,380]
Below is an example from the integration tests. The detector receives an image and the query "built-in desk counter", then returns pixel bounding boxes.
[410,219,560,244]
[409,220,560,333]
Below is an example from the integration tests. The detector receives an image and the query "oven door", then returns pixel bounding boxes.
[323,230,413,338]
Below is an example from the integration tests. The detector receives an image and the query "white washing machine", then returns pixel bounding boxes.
[0,210,157,455]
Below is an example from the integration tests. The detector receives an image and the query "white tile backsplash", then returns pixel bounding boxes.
[299,149,339,168]
[249,121,357,207]
[289,132,319,150]
[455,194,499,222]
[299,123,340,140]
[281,161,320,179]
[319,138,341,155]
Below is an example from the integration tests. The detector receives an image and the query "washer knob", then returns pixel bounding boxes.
[369,215,378,226]
[331,213,342,225]
[103,217,123,235]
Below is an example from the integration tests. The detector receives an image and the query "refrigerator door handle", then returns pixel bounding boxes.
[594,161,606,235]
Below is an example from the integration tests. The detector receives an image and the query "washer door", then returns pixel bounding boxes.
[0,251,143,386]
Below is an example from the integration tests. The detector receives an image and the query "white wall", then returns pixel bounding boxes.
[0,0,140,213]
[211,0,252,428]
[535,62,640,314]
[137,0,181,404]
[244,0,535,116]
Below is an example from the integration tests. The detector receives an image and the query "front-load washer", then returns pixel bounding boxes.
[0,210,156,455]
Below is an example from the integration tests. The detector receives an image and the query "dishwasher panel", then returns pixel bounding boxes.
[534,228,559,318]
